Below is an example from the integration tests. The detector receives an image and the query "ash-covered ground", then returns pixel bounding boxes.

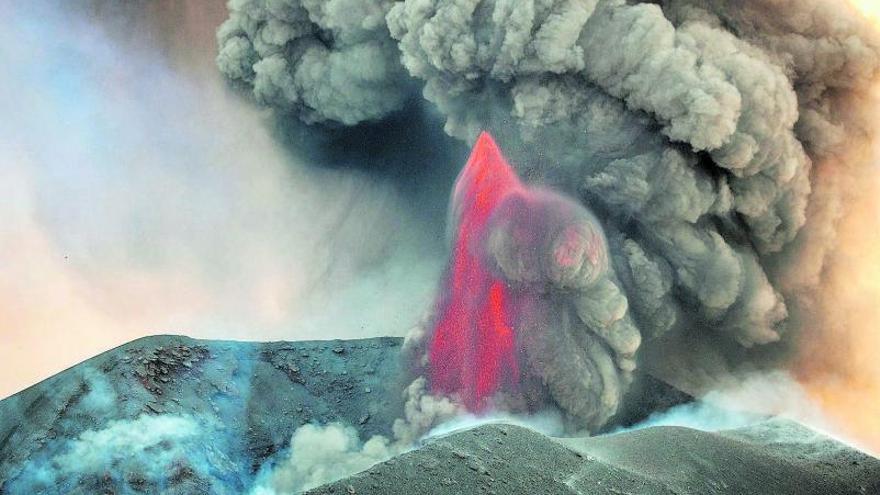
[313,422,880,495]
[0,334,685,494]
[0,336,406,493]
[1,335,877,494]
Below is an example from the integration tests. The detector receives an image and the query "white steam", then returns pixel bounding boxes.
[250,377,464,494]
[5,414,230,492]
[618,372,829,432]
[611,370,875,453]
[251,423,395,494]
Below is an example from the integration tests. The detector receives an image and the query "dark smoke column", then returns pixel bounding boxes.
[428,132,640,431]
[215,0,880,432]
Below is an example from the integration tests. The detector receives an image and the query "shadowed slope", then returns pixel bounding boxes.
[0,335,403,493]
[311,422,880,495]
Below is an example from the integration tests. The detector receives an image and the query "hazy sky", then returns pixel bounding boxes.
[0,0,451,399]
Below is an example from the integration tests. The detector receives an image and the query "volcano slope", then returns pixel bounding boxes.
[0,335,877,494]
[312,421,880,495]
[0,335,406,494]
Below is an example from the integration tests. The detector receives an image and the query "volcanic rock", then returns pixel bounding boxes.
[2,335,874,494]
[310,422,880,495]
[0,335,404,493]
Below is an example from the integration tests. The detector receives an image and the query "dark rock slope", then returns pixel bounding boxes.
[5,334,865,495]
[311,421,880,495]
[0,335,404,494]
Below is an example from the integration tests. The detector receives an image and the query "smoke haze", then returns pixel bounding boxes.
[0,0,460,399]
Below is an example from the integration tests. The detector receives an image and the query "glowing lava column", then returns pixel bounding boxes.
[429,132,522,411]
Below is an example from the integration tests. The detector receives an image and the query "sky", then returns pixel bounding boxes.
[0,0,452,399]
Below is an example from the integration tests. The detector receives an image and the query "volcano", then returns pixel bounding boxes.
[1,336,876,494]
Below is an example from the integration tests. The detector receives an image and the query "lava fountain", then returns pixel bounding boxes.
[429,132,611,414]
[429,132,522,411]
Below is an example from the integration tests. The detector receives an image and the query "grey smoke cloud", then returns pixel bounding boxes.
[217,0,410,124]
[218,0,880,431]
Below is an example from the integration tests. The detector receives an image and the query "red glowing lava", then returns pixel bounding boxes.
[429,132,523,411]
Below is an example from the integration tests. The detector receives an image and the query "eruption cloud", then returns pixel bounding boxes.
[429,132,523,410]
[429,133,634,430]
[218,0,880,442]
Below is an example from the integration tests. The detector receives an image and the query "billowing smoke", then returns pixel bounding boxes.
[417,133,636,431]
[252,422,397,494]
[250,375,573,494]
[250,377,463,494]
[218,0,880,435]
[217,0,412,124]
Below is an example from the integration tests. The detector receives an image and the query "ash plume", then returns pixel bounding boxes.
[218,0,880,434]
[217,0,412,125]
[414,133,640,431]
